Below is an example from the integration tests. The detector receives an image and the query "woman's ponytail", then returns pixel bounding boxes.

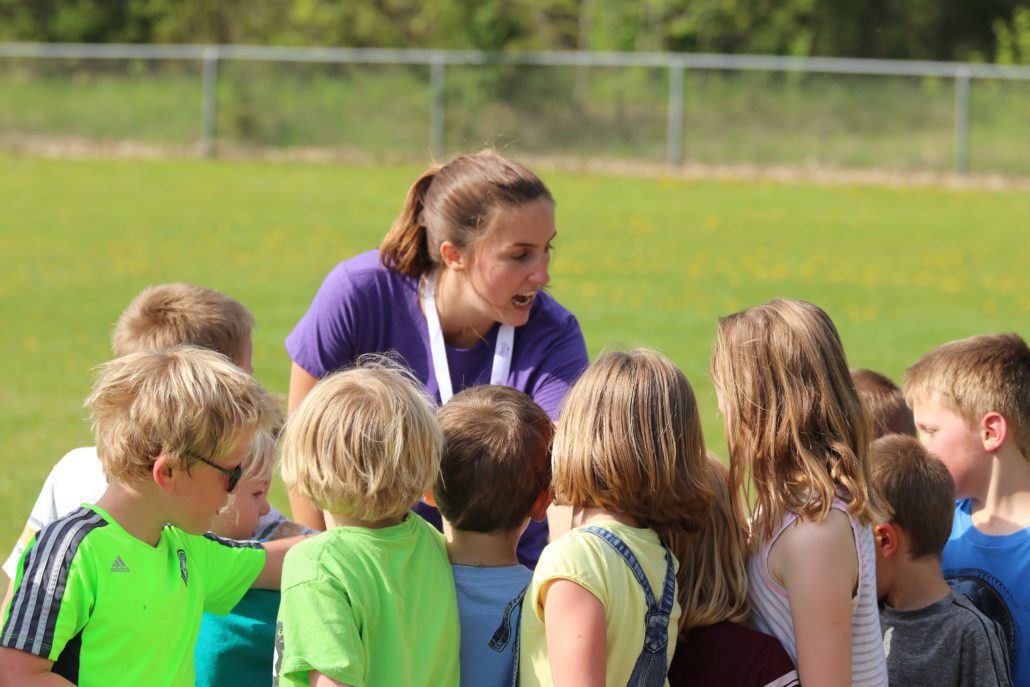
[380,165,441,279]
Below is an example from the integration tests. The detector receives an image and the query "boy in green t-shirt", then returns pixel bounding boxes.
[0,346,301,687]
[275,363,460,687]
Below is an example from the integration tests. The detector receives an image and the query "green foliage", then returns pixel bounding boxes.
[994,7,1030,64]
[0,0,1027,63]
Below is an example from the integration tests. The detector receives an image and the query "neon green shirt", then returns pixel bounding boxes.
[1,505,264,687]
[275,513,460,687]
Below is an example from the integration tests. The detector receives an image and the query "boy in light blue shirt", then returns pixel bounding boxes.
[426,386,554,687]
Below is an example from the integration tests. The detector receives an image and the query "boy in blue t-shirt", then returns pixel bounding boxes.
[426,385,554,687]
[0,347,300,687]
[904,332,1030,685]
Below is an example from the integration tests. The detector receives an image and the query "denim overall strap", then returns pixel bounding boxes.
[488,584,529,687]
[582,526,676,687]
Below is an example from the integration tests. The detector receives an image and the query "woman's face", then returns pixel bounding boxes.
[460,198,556,329]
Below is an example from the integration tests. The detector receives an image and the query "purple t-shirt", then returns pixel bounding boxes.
[286,249,589,565]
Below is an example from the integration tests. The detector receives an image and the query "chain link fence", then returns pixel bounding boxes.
[1,43,1029,176]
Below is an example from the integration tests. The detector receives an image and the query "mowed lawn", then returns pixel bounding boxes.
[1,154,1027,578]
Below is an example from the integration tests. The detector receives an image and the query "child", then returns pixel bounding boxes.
[274,364,460,687]
[3,282,270,590]
[667,457,799,687]
[427,385,553,687]
[869,434,1010,686]
[519,348,713,686]
[0,346,295,687]
[850,368,917,439]
[196,427,316,687]
[903,332,1030,685]
[710,299,889,686]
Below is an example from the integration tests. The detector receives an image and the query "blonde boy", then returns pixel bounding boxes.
[0,347,293,687]
[870,435,1010,686]
[426,386,553,687]
[903,332,1030,685]
[3,283,259,586]
[275,364,460,687]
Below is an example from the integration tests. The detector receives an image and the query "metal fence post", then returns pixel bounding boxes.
[667,62,685,167]
[953,65,971,175]
[201,46,219,158]
[430,56,446,161]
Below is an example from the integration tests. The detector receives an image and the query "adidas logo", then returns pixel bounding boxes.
[110,556,130,573]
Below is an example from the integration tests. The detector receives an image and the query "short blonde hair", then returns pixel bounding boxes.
[241,422,283,482]
[85,346,280,484]
[280,363,442,521]
[552,348,713,536]
[711,299,886,544]
[111,283,254,366]
[666,457,749,632]
[904,333,1030,459]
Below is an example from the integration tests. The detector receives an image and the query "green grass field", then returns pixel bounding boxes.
[1,153,1027,582]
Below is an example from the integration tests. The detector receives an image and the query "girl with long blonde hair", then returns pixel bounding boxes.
[710,299,888,687]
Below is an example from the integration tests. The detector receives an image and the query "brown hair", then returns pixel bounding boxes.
[666,457,750,632]
[711,299,886,544]
[851,368,917,440]
[111,283,254,367]
[869,434,954,559]
[85,346,280,484]
[904,333,1030,459]
[552,348,713,537]
[280,360,442,521]
[434,385,553,533]
[379,150,554,279]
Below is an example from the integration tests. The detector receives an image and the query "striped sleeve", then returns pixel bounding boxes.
[1,508,106,659]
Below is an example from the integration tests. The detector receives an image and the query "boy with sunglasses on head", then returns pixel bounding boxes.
[0,346,303,687]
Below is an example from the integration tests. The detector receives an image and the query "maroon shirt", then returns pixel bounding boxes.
[668,621,799,687]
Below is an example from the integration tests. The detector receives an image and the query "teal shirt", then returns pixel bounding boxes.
[275,514,460,687]
[195,589,280,687]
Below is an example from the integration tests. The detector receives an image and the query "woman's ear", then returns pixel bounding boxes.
[439,241,467,272]
[152,453,178,492]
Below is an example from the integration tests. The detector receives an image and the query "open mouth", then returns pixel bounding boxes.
[512,292,535,307]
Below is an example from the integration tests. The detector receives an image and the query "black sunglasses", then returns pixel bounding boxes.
[186,451,243,493]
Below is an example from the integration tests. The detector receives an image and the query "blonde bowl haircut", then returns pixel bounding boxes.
[903,332,1030,460]
[710,299,886,545]
[279,362,443,521]
[111,283,254,366]
[552,348,713,537]
[666,457,750,632]
[85,346,280,485]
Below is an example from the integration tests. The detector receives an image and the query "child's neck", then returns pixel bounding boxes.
[443,521,522,567]
[95,482,171,547]
[571,506,642,529]
[324,511,405,530]
[884,555,953,611]
[971,446,1030,535]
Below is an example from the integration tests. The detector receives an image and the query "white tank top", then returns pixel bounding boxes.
[747,499,888,686]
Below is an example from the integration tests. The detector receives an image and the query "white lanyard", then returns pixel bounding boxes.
[423,271,515,404]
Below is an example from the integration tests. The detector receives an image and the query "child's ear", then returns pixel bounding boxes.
[423,490,438,508]
[152,453,177,492]
[528,488,553,523]
[874,522,900,558]
[980,411,1008,453]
